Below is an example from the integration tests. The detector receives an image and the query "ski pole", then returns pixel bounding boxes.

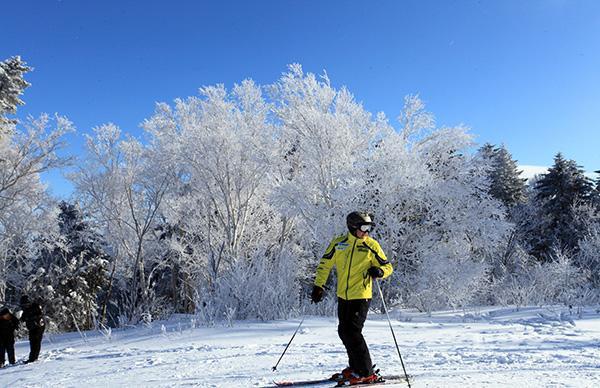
[272,315,305,371]
[375,280,411,388]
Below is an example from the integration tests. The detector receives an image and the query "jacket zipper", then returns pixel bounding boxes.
[345,239,357,300]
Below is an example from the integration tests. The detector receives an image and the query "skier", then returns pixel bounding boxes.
[311,211,393,385]
[0,307,19,367]
[19,295,45,363]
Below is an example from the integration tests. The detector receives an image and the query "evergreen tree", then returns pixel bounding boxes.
[0,56,30,128]
[592,170,600,207]
[531,153,594,258]
[492,146,527,207]
[25,202,109,332]
[478,143,496,161]
[478,143,527,209]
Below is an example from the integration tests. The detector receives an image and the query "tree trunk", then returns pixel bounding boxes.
[100,259,118,326]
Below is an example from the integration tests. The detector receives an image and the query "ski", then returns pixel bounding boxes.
[335,375,410,387]
[270,375,410,387]
[271,376,338,386]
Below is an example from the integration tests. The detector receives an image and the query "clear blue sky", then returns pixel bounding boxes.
[3,0,600,197]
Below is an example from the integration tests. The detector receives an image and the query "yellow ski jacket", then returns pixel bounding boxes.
[314,232,393,300]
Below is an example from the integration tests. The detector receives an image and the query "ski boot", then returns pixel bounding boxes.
[331,366,355,381]
[339,368,384,386]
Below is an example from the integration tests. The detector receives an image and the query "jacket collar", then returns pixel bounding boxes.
[347,232,367,244]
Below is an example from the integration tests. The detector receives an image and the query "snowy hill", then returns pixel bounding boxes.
[519,165,598,182]
[519,165,549,182]
[3,306,600,387]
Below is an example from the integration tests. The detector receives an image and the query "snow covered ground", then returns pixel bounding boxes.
[3,306,599,387]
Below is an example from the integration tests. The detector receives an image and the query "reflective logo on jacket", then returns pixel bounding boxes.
[314,233,393,300]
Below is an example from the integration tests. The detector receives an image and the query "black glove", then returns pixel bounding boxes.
[311,286,324,303]
[367,266,384,278]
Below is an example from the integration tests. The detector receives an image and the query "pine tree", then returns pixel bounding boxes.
[0,56,30,128]
[478,143,496,160]
[531,153,594,258]
[478,143,527,209]
[592,170,600,207]
[26,202,109,332]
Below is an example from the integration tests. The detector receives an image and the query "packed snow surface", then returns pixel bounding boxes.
[3,306,599,387]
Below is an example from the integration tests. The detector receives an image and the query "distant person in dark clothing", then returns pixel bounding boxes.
[19,295,45,363]
[0,307,19,367]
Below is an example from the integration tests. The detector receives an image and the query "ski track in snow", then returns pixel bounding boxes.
[1,306,599,387]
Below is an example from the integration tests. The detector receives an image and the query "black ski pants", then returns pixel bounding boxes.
[0,339,16,365]
[28,326,45,362]
[337,298,373,377]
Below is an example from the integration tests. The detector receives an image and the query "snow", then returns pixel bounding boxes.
[3,306,600,387]
[519,164,598,182]
[519,165,549,182]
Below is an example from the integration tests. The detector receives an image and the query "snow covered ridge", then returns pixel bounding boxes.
[519,165,598,182]
[3,306,599,387]
[519,165,550,182]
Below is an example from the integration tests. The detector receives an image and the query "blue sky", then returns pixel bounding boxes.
[3,0,600,197]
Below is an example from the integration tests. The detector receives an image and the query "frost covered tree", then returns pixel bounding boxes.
[576,222,600,289]
[0,78,73,303]
[154,68,513,315]
[71,124,174,324]
[592,170,600,207]
[144,79,302,322]
[478,143,526,209]
[0,201,57,306]
[269,64,382,241]
[395,128,509,311]
[268,65,387,306]
[0,56,30,130]
[493,248,587,308]
[23,202,109,332]
[273,89,513,312]
[146,81,275,262]
[530,153,594,258]
[62,64,597,323]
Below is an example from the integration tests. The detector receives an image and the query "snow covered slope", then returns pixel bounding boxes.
[3,306,599,387]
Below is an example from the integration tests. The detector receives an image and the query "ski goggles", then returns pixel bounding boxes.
[359,224,372,232]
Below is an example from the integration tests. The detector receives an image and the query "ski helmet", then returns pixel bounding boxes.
[346,211,374,232]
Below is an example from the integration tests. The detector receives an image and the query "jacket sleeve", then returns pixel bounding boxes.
[314,238,338,288]
[369,241,393,280]
[34,304,45,326]
[19,308,28,322]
